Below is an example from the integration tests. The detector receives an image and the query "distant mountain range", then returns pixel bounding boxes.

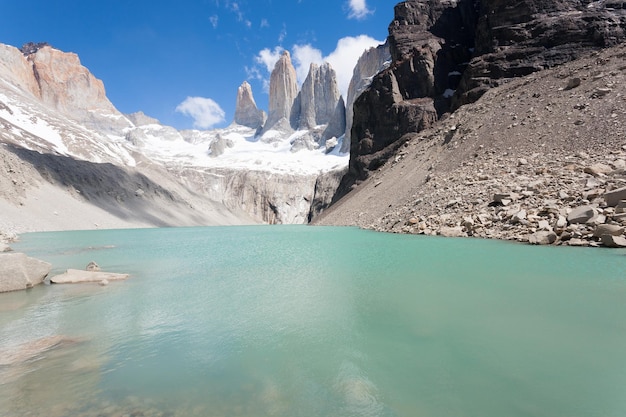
[0,39,389,232]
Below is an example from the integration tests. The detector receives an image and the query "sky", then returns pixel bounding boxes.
[1,0,396,130]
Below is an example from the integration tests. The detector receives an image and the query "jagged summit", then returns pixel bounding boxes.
[291,62,342,131]
[234,81,265,129]
[263,50,299,133]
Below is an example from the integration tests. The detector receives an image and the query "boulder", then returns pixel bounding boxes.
[600,234,626,248]
[605,186,626,207]
[593,224,625,238]
[439,226,466,238]
[0,253,51,292]
[584,163,613,177]
[567,206,597,224]
[86,261,101,272]
[50,269,129,284]
[528,231,557,245]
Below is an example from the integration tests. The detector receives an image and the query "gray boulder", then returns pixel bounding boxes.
[528,231,557,245]
[605,186,626,207]
[0,253,51,292]
[567,206,597,224]
[600,235,626,248]
[593,224,625,238]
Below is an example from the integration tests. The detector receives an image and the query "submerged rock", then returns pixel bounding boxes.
[50,269,129,284]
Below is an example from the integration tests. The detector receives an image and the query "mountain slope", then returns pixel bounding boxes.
[314,42,626,247]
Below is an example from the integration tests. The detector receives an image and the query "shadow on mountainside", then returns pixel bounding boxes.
[4,143,198,227]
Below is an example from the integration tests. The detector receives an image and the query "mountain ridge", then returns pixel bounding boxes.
[0,38,385,232]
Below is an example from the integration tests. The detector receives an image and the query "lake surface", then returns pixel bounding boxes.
[2,225,626,417]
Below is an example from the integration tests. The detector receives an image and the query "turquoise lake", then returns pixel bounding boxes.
[1,225,626,417]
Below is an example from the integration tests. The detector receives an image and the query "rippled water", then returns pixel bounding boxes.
[2,225,626,417]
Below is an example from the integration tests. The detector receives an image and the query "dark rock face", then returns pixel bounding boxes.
[456,0,626,107]
[337,0,626,199]
[20,42,50,56]
[338,0,475,196]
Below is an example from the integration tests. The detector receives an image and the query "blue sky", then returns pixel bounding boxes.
[1,0,395,130]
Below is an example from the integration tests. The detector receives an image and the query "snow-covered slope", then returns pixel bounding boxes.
[0,42,353,228]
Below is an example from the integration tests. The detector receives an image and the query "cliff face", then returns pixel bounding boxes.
[340,0,626,197]
[342,42,391,153]
[25,46,132,133]
[291,63,342,130]
[456,0,626,107]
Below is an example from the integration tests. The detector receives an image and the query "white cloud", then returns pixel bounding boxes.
[325,35,381,97]
[175,97,226,129]
[347,0,373,20]
[291,44,324,85]
[209,15,219,28]
[254,46,284,73]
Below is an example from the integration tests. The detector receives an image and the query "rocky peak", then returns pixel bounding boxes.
[291,62,341,131]
[24,45,132,133]
[263,50,298,132]
[234,81,265,129]
[126,111,161,127]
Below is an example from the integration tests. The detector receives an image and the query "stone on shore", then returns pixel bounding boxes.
[50,269,129,284]
[567,206,597,224]
[0,253,52,293]
[605,186,626,207]
[528,231,557,245]
[600,234,626,248]
[593,224,625,238]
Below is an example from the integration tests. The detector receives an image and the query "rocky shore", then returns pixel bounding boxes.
[315,43,626,249]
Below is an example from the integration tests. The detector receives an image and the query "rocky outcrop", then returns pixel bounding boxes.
[322,97,347,145]
[454,0,626,108]
[338,0,475,195]
[0,44,40,97]
[308,167,348,221]
[342,42,391,153]
[25,45,132,133]
[126,111,160,127]
[263,51,298,133]
[234,81,265,129]
[0,253,51,292]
